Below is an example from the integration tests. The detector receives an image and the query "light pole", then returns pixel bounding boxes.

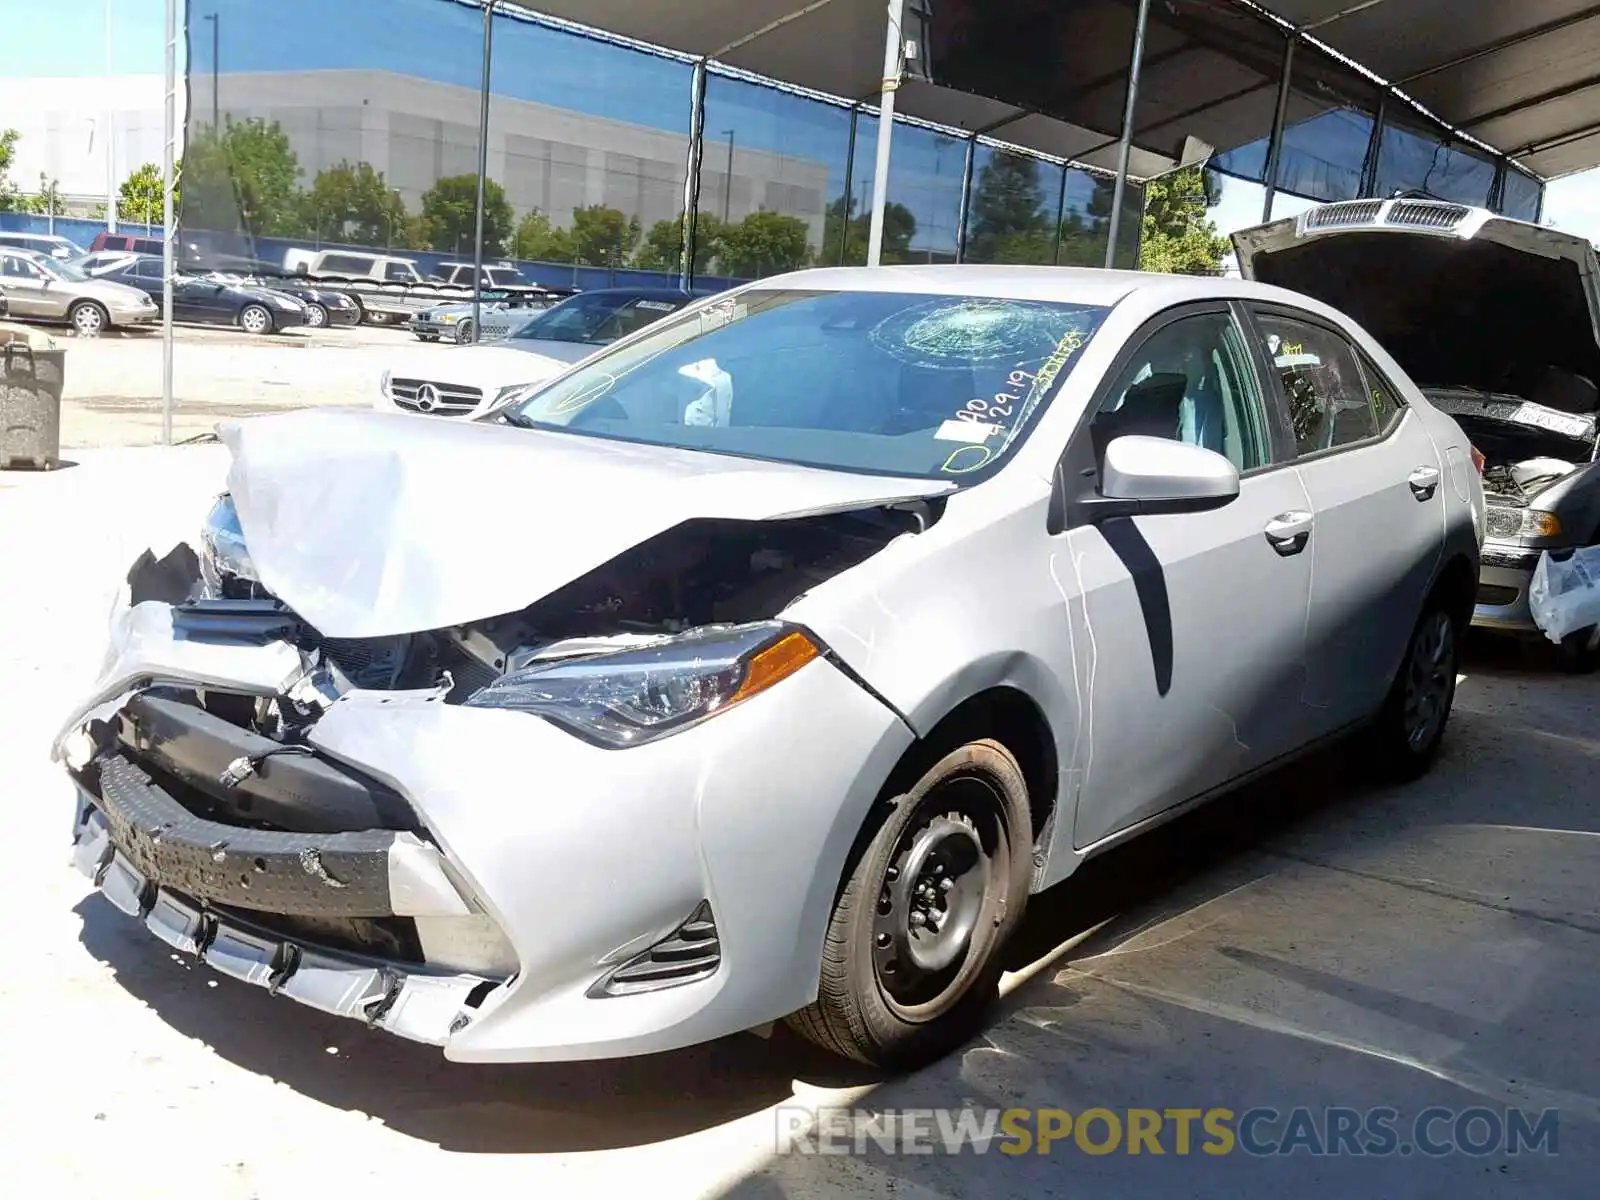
[722,129,735,223]
[203,12,220,132]
[105,0,117,232]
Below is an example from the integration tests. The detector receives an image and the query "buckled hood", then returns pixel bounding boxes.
[220,407,953,639]
[1232,199,1600,413]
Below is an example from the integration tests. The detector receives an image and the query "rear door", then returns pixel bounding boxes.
[1242,304,1442,734]
[0,254,53,317]
[1062,304,1317,848]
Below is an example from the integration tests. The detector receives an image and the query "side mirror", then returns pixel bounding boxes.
[1071,435,1240,525]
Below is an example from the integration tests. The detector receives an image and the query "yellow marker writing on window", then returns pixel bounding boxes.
[941,444,994,474]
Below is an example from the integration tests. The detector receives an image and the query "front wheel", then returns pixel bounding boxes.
[69,300,108,337]
[454,319,474,344]
[304,302,328,329]
[1368,600,1461,780]
[1557,625,1600,674]
[239,303,274,336]
[786,739,1032,1069]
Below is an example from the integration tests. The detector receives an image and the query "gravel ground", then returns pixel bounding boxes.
[0,447,1595,1199]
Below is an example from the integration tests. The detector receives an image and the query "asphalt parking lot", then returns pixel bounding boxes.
[39,320,431,446]
[0,444,1594,1198]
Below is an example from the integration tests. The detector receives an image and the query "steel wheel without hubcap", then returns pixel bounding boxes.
[70,302,106,336]
[787,739,1032,1068]
[240,304,272,335]
[1401,610,1456,751]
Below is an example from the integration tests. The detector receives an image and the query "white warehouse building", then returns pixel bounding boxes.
[213,70,834,243]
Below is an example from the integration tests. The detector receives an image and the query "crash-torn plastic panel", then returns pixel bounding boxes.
[219,407,954,639]
[50,601,307,760]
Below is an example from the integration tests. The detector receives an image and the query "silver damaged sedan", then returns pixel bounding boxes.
[58,266,1483,1069]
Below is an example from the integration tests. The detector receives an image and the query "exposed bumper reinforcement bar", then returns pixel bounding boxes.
[73,802,493,1045]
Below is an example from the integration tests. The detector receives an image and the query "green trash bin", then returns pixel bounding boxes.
[0,331,65,470]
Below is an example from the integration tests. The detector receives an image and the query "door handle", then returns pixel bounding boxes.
[1264,510,1313,556]
[1408,465,1441,501]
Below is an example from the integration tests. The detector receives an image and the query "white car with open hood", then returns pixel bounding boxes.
[1234,197,1600,670]
[59,266,1480,1069]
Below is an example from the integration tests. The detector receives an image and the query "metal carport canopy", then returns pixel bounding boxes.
[504,0,1600,181]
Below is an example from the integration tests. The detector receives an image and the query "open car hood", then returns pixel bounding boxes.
[220,408,954,639]
[1232,199,1600,413]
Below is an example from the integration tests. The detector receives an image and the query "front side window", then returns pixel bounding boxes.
[2,255,40,280]
[502,289,1111,481]
[1091,312,1273,472]
[1252,312,1378,455]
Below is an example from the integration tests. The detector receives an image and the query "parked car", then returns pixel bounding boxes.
[379,286,699,417]
[0,231,87,261]
[60,266,1480,1070]
[0,246,156,334]
[200,271,362,329]
[429,262,527,289]
[96,255,307,335]
[408,293,560,344]
[1234,197,1600,671]
[75,250,142,277]
[89,232,165,256]
[285,249,426,286]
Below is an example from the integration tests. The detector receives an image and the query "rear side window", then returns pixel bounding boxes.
[384,262,414,282]
[1251,311,1378,455]
[1356,349,1407,433]
[321,254,367,273]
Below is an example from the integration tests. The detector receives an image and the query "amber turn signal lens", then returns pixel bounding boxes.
[732,631,820,703]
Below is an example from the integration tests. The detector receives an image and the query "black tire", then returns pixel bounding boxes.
[239,303,274,336]
[1368,597,1462,781]
[1557,625,1600,674]
[454,318,474,344]
[69,300,109,337]
[304,302,328,329]
[786,738,1032,1070]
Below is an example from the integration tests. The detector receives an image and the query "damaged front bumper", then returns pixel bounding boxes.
[73,792,493,1044]
[61,594,914,1062]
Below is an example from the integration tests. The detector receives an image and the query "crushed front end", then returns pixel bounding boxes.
[59,488,923,1061]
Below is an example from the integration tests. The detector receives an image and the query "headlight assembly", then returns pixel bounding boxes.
[199,493,260,596]
[1522,509,1563,539]
[464,622,822,747]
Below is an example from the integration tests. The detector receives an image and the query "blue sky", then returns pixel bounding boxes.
[12,0,1600,243]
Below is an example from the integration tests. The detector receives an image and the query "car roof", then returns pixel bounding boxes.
[0,245,48,261]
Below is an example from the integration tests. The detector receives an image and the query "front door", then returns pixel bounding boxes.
[1,255,52,317]
[1061,306,1316,849]
[1243,306,1443,733]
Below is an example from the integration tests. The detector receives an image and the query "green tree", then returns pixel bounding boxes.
[418,174,513,256]
[118,162,173,226]
[181,118,305,237]
[1138,166,1228,275]
[566,205,641,266]
[966,155,1052,264]
[304,161,409,247]
[20,174,64,216]
[0,129,20,211]
[630,213,726,274]
[512,209,575,262]
[824,195,917,265]
[715,210,812,278]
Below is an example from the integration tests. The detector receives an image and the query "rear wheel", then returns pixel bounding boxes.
[239,304,273,336]
[786,739,1031,1069]
[69,300,108,337]
[1369,599,1461,780]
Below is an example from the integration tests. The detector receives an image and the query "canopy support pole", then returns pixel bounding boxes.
[1262,35,1297,223]
[679,59,707,287]
[471,1,495,343]
[1105,0,1153,269]
[866,0,905,266]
